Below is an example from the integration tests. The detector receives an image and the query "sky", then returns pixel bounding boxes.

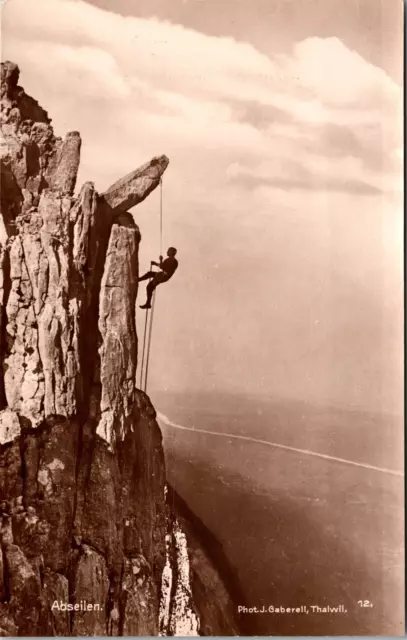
[1,0,403,414]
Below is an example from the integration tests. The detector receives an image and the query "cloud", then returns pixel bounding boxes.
[285,37,399,108]
[2,0,401,202]
[3,5,401,117]
[227,172,382,197]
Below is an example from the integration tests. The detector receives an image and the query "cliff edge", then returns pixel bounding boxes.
[0,61,241,637]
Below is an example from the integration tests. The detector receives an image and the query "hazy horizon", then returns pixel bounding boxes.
[2,0,403,416]
[150,386,404,418]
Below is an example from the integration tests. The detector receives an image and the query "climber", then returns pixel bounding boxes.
[139,247,178,309]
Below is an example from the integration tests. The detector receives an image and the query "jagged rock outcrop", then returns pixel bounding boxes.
[0,61,241,636]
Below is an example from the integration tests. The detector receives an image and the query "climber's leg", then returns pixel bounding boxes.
[140,278,158,309]
[146,280,156,303]
[138,270,155,282]
[139,273,169,309]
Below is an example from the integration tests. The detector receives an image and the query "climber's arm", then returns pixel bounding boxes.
[151,256,164,268]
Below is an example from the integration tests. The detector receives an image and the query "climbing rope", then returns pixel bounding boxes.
[159,177,163,256]
[139,265,152,390]
[139,178,163,392]
[143,289,156,391]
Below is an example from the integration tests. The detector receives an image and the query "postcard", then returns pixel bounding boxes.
[0,0,403,636]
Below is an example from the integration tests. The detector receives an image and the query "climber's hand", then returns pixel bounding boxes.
[159,255,163,262]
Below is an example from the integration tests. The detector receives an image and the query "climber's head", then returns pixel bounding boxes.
[167,247,177,257]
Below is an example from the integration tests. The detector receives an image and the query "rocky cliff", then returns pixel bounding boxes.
[0,61,241,637]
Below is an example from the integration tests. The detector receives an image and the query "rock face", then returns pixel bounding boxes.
[0,62,241,636]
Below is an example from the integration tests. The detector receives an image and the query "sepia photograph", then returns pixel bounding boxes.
[0,0,404,636]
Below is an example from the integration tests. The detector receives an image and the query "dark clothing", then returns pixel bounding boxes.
[160,256,178,279]
[138,270,169,286]
[138,257,178,306]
